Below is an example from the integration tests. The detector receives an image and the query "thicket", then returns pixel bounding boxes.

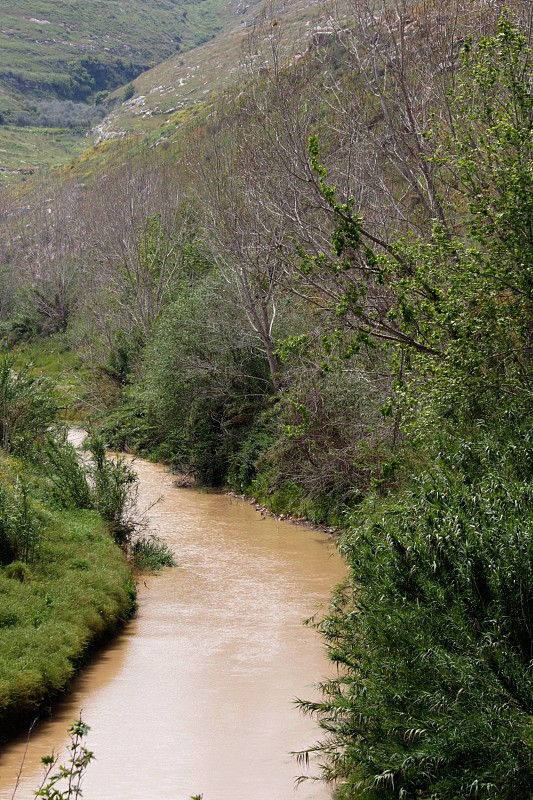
[301,417,533,800]
[293,13,533,799]
[14,99,107,130]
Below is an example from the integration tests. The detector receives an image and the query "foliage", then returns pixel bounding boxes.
[0,507,134,740]
[225,409,279,493]
[296,16,533,799]
[14,100,106,130]
[300,420,533,800]
[131,534,176,572]
[140,276,272,483]
[298,16,533,433]
[0,356,57,458]
[35,719,93,800]
[43,435,93,511]
[0,478,41,565]
[86,435,140,547]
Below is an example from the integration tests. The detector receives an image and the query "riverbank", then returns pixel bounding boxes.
[0,505,135,743]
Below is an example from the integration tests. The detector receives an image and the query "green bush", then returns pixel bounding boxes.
[0,356,58,459]
[226,410,278,493]
[140,276,272,484]
[131,534,176,572]
[87,435,139,546]
[300,421,533,799]
[0,479,41,565]
[43,435,93,510]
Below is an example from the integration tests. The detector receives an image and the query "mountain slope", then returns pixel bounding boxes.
[0,0,227,115]
[90,0,322,141]
[0,0,242,175]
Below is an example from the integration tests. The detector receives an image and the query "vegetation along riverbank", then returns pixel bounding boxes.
[0,0,532,796]
[0,357,175,742]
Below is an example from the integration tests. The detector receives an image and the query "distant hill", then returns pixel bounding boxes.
[0,0,246,175]
[88,0,321,141]
[0,0,231,115]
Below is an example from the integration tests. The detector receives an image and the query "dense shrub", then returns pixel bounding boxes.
[301,420,533,799]
[86,435,139,547]
[15,100,106,130]
[0,479,41,565]
[131,534,176,572]
[0,357,57,458]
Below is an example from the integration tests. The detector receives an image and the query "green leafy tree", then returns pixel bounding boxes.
[295,15,532,432]
[297,16,533,800]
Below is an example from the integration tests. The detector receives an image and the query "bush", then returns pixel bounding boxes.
[0,357,58,459]
[0,479,41,565]
[15,100,107,130]
[131,534,176,572]
[226,410,278,493]
[42,430,146,550]
[301,421,533,799]
[122,83,135,101]
[43,434,93,510]
[87,435,139,546]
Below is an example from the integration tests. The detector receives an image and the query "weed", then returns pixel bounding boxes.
[34,718,93,800]
[131,534,176,572]
[3,561,31,582]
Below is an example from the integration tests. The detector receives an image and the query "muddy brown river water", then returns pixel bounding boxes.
[0,448,345,800]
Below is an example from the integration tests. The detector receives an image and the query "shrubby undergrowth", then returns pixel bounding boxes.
[300,418,533,799]
[0,360,165,739]
[292,15,533,799]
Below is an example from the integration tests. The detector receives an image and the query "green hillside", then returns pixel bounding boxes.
[0,0,242,174]
[97,0,322,139]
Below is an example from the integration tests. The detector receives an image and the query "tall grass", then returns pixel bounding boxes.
[0,478,41,565]
[0,356,57,458]
[0,508,135,740]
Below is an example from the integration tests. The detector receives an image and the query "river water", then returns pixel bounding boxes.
[0,452,345,800]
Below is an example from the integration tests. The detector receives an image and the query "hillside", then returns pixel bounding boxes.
[0,0,248,175]
[93,0,324,141]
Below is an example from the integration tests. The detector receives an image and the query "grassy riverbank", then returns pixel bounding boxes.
[0,355,139,743]
[0,507,135,741]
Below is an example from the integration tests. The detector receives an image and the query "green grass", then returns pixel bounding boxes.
[0,0,229,104]
[0,506,135,740]
[100,0,319,137]
[9,336,94,421]
[8,335,119,421]
[0,0,326,179]
[0,125,86,179]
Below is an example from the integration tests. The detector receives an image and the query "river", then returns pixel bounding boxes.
[0,450,345,800]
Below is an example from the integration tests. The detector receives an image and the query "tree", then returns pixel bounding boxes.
[296,15,533,799]
[289,10,533,428]
[0,175,85,335]
[140,272,272,483]
[75,150,192,377]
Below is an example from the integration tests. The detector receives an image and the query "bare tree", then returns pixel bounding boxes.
[0,175,86,333]
[78,149,190,348]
